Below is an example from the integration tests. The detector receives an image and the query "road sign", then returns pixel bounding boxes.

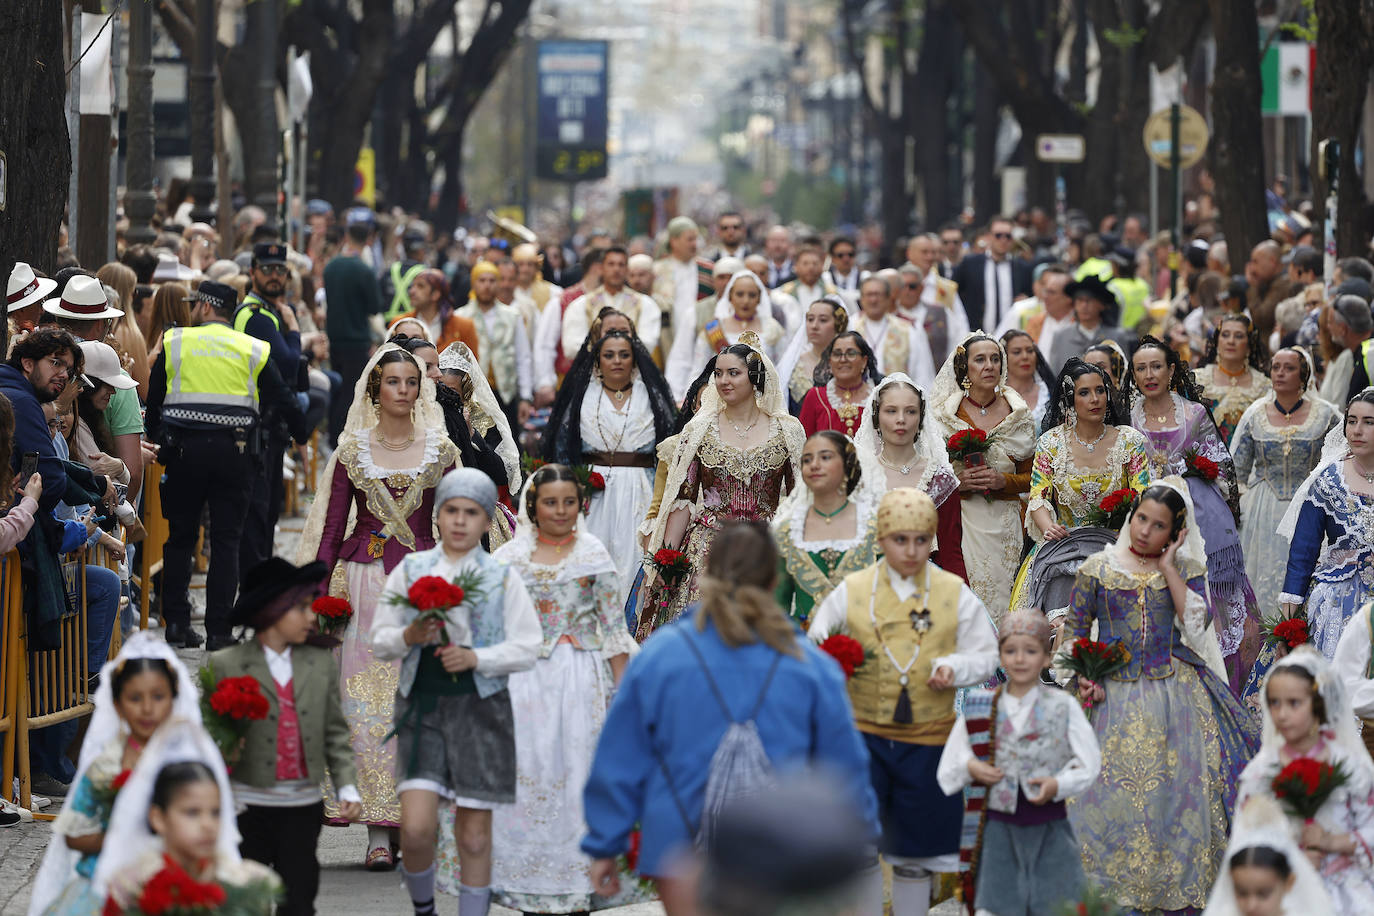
[535,40,609,182]
[1035,134,1086,163]
[1142,105,1209,169]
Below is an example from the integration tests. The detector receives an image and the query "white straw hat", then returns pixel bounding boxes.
[7,262,58,313]
[43,274,124,320]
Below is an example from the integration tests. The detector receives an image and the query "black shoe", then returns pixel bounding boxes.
[30,772,70,799]
[206,633,241,651]
[164,623,203,649]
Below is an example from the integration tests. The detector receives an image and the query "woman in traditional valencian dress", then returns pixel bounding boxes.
[797,331,880,438]
[1230,347,1339,623]
[1195,313,1272,442]
[776,296,848,414]
[1067,480,1260,914]
[929,332,1036,625]
[852,373,966,581]
[1000,329,1053,433]
[636,333,804,640]
[1013,359,1149,621]
[1277,388,1374,658]
[296,344,459,869]
[1128,335,1262,694]
[772,431,878,629]
[693,270,787,365]
[542,329,677,598]
[436,341,522,505]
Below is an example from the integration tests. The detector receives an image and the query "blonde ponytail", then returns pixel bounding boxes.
[694,522,801,659]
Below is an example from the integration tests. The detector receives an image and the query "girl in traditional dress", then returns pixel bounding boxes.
[1128,335,1262,693]
[1202,795,1334,915]
[1278,388,1374,657]
[852,373,966,581]
[542,329,677,598]
[636,334,804,639]
[929,332,1036,626]
[1196,313,1272,442]
[772,432,878,628]
[808,488,999,916]
[1230,348,1339,623]
[29,635,200,916]
[1067,480,1260,914]
[401,338,508,489]
[1334,599,1374,761]
[296,344,460,869]
[1236,648,1374,910]
[96,721,282,916]
[776,296,848,413]
[797,331,880,438]
[1084,340,1133,424]
[435,341,523,506]
[1014,359,1149,622]
[475,465,645,914]
[938,609,1100,915]
[1000,329,1053,433]
[693,271,787,365]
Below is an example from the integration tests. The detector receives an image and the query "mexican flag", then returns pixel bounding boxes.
[1261,42,1314,116]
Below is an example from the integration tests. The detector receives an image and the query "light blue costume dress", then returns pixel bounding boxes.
[42,741,126,916]
[1066,550,1260,915]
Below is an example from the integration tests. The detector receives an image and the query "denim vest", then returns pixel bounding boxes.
[394,547,509,699]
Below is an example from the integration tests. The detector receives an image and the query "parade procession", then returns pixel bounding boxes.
[4,1,1374,915]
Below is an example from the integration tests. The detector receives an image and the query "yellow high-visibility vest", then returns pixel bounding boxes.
[163,323,269,412]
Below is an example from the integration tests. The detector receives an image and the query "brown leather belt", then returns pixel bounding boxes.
[585,451,655,468]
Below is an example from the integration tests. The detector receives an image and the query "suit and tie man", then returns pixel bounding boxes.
[953,216,1033,333]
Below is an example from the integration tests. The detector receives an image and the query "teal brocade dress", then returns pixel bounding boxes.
[774,498,878,628]
[44,742,126,916]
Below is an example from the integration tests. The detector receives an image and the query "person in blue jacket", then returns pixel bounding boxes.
[582,521,878,915]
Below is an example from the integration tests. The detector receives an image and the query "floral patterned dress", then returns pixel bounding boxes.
[1134,394,1261,694]
[435,532,652,911]
[1196,364,1272,442]
[315,428,458,827]
[1066,551,1260,914]
[43,741,126,916]
[773,497,879,628]
[636,419,795,639]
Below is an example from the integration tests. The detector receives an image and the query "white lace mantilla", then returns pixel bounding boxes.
[353,426,443,480]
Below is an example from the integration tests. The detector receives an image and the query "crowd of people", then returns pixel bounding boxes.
[4,188,1374,916]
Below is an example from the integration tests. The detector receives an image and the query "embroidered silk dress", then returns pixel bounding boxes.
[1066,551,1261,915]
[1281,463,1374,658]
[1196,365,1272,443]
[773,497,879,628]
[1231,398,1341,619]
[315,427,458,827]
[797,382,869,438]
[636,419,795,639]
[1134,394,1261,692]
[42,741,126,916]
[1011,425,1150,614]
[460,532,650,913]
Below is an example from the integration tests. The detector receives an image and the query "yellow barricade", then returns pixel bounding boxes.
[138,462,168,629]
[0,553,21,812]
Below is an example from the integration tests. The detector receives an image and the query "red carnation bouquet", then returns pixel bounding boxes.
[94,767,133,808]
[389,572,486,681]
[946,427,990,466]
[1086,488,1137,531]
[650,548,692,587]
[1182,448,1220,482]
[1271,757,1350,822]
[197,664,270,767]
[311,595,353,638]
[1056,637,1132,711]
[819,634,868,679]
[112,856,281,916]
[1260,608,1309,651]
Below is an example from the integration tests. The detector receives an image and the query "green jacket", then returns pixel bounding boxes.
[209,641,357,792]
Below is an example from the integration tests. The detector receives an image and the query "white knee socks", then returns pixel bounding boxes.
[456,884,491,916]
[401,864,436,916]
[889,865,930,916]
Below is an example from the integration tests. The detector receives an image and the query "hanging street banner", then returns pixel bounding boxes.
[535,40,609,182]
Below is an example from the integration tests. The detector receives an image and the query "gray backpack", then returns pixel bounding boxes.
[654,631,782,848]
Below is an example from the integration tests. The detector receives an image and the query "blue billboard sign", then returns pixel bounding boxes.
[535,40,609,181]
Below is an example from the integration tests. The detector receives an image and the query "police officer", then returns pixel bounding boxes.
[234,242,316,579]
[145,280,308,649]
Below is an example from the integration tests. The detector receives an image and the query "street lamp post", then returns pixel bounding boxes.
[189,0,217,224]
[249,0,280,216]
[125,0,157,245]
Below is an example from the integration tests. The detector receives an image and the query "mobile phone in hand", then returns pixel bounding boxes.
[20,452,39,482]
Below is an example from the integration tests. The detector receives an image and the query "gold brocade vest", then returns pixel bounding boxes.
[844,562,961,742]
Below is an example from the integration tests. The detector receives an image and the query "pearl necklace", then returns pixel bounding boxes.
[725,408,761,438]
[879,445,918,474]
[375,428,415,451]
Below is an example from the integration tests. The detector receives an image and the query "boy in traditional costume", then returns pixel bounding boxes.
[210,558,360,916]
[809,487,998,916]
[371,468,542,916]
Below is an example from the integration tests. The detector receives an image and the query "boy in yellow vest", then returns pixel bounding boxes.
[808,487,998,916]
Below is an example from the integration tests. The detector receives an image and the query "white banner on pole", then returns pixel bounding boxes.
[78,11,115,115]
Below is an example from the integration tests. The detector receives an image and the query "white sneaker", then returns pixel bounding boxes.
[0,799,33,824]
[28,793,50,810]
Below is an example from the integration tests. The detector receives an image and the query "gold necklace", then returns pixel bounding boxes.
[725,408,761,438]
[375,428,415,451]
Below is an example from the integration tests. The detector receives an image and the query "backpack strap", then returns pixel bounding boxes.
[680,627,784,724]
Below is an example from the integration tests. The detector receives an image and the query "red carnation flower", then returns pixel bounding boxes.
[208,676,269,721]
[311,596,353,620]
[112,769,131,792]
[626,829,642,872]
[819,634,867,679]
[1273,618,1309,649]
[587,471,606,490]
[408,575,466,611]
[136,863,227,916]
